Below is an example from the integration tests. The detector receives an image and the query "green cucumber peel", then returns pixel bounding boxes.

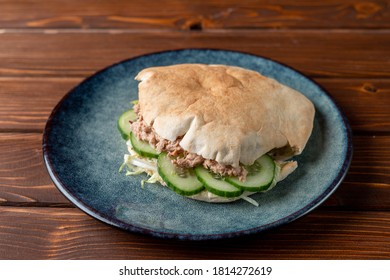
[157,153,204,196]
[117,109,137,140]
[130,132,159,159]
[194,166,243,198]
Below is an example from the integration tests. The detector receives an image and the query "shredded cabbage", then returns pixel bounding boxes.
[120,141,166,187]
[239,195,259,207]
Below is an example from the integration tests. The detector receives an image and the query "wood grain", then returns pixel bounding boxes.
[1,132,389,210]
[0,0,389,30]
[0,207,388,259]
[0,0,389,261]
[0,133,67,204]
[0,31,389,78]
[316,78,390,133]
[1,77,389,132]
[0,77,80,132]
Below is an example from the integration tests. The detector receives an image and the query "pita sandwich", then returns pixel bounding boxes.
[120,64,315,204]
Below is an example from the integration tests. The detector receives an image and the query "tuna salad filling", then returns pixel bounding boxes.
[130,104,247,181]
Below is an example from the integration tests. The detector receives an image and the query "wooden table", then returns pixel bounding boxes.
[0,0,389,260]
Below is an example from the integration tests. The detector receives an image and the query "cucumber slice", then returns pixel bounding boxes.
[194,166,243,198]
[157,153,204,196]
[226,155,275,192]
[117,109,137,140]
[130,132,159,159]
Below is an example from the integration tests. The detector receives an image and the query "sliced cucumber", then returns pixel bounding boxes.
[117,109,137,140]
[194,166,243,198]
[226,154,275,192]
[157,153,204,196]
[130,132,159,159]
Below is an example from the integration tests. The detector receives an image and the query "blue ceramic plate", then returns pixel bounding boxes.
[43,49,352,240]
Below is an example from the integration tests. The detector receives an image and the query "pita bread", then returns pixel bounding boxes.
[135,64,315,168]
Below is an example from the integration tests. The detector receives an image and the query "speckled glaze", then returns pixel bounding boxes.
[43,49,352,240]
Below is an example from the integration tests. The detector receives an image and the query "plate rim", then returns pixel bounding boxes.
[42,48,353,240]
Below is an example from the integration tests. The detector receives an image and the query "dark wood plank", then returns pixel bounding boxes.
[0,133,68,204]
[0,207,388,259]
[0,133,389,209]
[0,77,79,132]
[0,0,389,29]
[0,31,389,78]
[317,78,390,133]
[1,77,389,132]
